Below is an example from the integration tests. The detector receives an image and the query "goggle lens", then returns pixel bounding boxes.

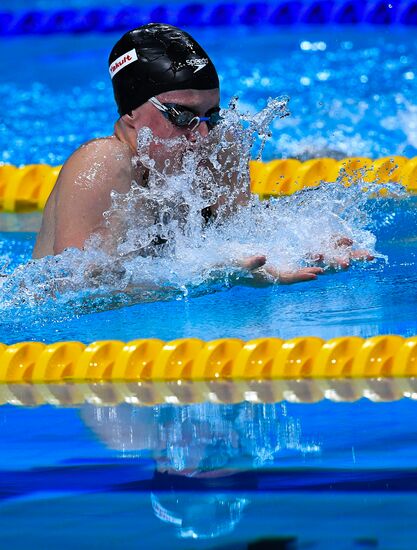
[162,103,222,130]
[206,110,222,128]
[174,110,196,127]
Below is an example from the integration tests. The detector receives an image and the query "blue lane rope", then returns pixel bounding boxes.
[1,1,417,34]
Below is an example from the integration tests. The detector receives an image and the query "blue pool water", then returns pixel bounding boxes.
[2,26,417,166]
[2,23,417,550]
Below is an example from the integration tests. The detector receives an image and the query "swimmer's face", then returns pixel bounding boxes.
[122,89,220,172]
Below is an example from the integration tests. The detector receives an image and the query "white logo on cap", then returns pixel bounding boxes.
[186,58,208,73]
[109,48,138,79]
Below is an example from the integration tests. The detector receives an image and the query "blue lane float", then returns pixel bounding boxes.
[301,0,334,24]
[208,3,239,26]
[365,1,396,25]
[240,2,271,25]
[332,1,365,24]
[269,1,303,24]
[399,0,417,24]
[177,3,207,27]
[1,1,417,34]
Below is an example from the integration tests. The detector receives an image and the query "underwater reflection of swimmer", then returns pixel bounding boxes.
[150,473,250,540]
[81,402,319,540]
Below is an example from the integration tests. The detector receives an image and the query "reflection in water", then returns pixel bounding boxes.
[82,402,320,540]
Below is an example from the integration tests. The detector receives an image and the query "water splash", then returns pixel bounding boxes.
[0,97,395,323]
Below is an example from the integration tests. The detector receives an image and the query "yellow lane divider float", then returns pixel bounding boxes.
[1,336,417,406]
[0,163,62,212]
[250,155,417,197]
[0,156,417,212]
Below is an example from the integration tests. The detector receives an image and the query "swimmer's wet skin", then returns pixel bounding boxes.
[32,22,372,287]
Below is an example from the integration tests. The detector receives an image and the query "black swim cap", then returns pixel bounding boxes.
[108,23,220,116]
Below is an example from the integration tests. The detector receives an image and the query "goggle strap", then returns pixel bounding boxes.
[190,116,216,131]
[149,97,168,112]
[189,116,201,132]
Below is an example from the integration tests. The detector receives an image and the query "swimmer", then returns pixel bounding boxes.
[32,23,372,284]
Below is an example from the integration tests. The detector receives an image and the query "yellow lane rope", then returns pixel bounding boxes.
[1,336,416,405]
[0,335,415,383]
[0,156,416,213]
[0,163,61,212]
[249,155,417,197]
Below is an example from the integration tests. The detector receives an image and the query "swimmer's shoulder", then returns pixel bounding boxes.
[76,135,132,161]
[60,136,133,191]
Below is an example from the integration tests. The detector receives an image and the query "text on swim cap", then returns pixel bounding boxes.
[109,48,138,79]
[186,58,208,73]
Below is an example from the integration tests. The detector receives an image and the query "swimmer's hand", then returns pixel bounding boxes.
[309,237,375,270]
[236,255,267,271]
[252,265,324,285]
[235,256,324,285]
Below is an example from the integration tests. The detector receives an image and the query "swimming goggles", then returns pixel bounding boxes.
[149,96,221,131]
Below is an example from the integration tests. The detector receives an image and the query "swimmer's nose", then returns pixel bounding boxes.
[197,121,210,138]
[188,121,209,141]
